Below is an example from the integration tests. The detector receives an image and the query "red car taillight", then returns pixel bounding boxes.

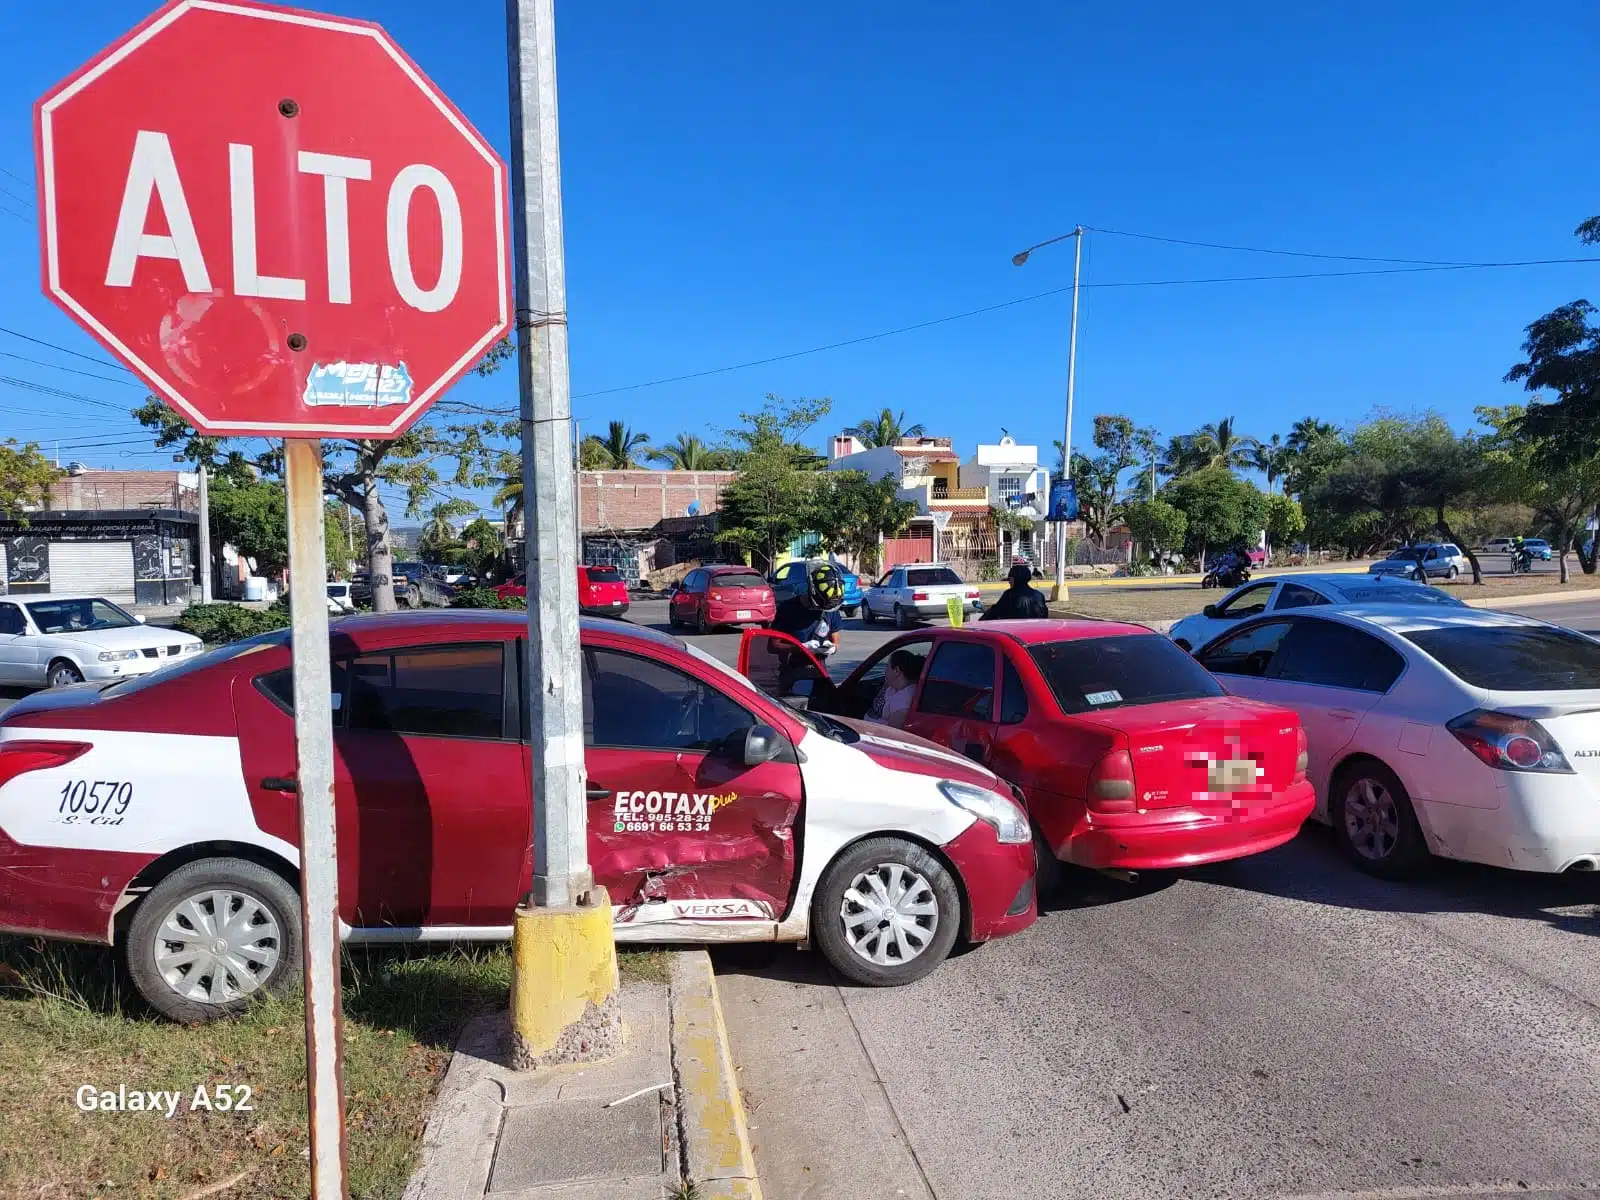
[1447,710,1572,773]
[1294,726,1308,781]
[966,589,979,599]
[0,740,91,789]
[912,591,929,601]
[1086,749,1137,814]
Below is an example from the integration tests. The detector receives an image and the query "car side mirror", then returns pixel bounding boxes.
[742,723,789,766]
[134,614,147,624]
[1202,604,1220,619]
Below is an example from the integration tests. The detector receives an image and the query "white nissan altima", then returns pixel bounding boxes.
[1190,603,1600,878]
[0,594,202,688]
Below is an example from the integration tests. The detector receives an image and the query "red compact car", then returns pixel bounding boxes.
[494,567,630,617]
[668,565,776,633]
[740,619,1316,877]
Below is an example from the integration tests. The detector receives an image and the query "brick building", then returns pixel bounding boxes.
[578,470,734,532]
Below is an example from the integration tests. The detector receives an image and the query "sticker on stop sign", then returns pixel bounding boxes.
[35,0,511,439]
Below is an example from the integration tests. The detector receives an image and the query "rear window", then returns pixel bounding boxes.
[1339,586,1463,607]
[713,571,767,588]
[1402,625,1600,691]
[906,568,962,586]
[1029,634,1224,715]
[585,566,623,583]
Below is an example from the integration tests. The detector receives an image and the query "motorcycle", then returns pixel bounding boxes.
[1202,558,1251,590]
[1510,548,1533,575]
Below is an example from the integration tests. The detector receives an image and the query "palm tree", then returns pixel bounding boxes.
[1252,433,1290,493]
[595,420,651,468]
[1285,416,1339,455]
[843,408,925,449]
[648,433,731,471]
[1188,416,1259,472]
[1158,434,1208,479]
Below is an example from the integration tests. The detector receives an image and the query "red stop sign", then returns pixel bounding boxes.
[35,0,510,440]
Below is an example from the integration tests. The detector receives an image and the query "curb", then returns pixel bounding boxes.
[1461,587,1600,610]
[670,950,762,1200]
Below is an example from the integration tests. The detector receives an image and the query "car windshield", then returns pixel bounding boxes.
[101,628,291,697]
[1402,625,1600,691]
[713,571,768,588]
[906,568,963,586]
[1384,549,1422,561]
[27,598,139,633]
[1338,585,1463,607]
[1030,634,1225,714]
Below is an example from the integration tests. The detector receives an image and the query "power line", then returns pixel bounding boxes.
[0,325,130,371]
[0,351,143,387]
[0,178,34,209]
[0,375,134,413]
[1083,225,1467,266]
[0,200,29,225]
[573,255,1600,399]
[0,166,30,186]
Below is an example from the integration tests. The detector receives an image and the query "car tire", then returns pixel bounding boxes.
[1031,826,1065,904]
[862,601,877,625]
[812,837,962,987]
[695,610,710,635]
[46,659,84,688]
[1330,760,1429,880]
[894,604,912,630]
[1446,565,1459,580]
[126,858,302,1023]
[844,605,858,618]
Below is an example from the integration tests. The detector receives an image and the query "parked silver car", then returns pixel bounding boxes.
[1368,543,1469,581]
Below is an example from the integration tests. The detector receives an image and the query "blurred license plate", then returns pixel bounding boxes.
[1208,759,1258,791]
[736,609,752,620]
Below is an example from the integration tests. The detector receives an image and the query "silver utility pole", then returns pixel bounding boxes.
[197,464,212,603]
[507,0,590,908]
[1054,227,1083,593]
[283,437,347,1200]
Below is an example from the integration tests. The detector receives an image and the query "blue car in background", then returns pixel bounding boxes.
[770,559,863,617]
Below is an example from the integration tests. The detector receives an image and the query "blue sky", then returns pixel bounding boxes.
[2,0,1597,516]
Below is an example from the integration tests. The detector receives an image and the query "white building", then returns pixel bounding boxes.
[829,434,993,567]
[960,435,1049,565]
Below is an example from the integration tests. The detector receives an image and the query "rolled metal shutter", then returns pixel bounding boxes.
[48,541,136,602]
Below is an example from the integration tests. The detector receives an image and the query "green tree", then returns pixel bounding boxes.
[0,439,63,518]
[714,395,832,571]
[811,471,917,575]
[206,475,355,579]
[1264,493,1305,553]
[1067,415,1160,545]
[1479,404,1600,582]
[1281,417,1345,500]
[1165,467,1269,567]
[648,433,732,470]
[1121,497,1187,563]
[456,516,506,581]
[587,420,651,469]
[1187,416,1259,472]
[1252,434,1290,493]
[418,498,475,563]
[842,408,924,449]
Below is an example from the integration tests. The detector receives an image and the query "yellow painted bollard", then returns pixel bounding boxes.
[946,595,964,626]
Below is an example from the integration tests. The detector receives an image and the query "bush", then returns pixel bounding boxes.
[450,587,525,610]
[175,602,291,644]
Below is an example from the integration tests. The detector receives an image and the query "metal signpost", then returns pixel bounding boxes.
[35,3,510,1193]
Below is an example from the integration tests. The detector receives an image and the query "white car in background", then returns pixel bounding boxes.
[0,594,202,688]
[1168,572,1464,651]
[1191,604,1600,878]
[861,563,982,628]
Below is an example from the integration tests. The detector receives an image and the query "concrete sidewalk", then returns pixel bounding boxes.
[404,951,759,1200]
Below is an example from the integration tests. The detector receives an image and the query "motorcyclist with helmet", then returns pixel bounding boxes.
[772,561,846,659]
[1511,535,1532,574]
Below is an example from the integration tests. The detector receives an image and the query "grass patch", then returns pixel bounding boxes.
[0,938,675,1199]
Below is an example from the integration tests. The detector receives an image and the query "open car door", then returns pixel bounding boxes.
[737,628,838,713]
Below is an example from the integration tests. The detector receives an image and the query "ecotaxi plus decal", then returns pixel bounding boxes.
[612,788,739,833]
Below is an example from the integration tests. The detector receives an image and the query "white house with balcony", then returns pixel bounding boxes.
[829,434,994,568]
[959,435,1049,566]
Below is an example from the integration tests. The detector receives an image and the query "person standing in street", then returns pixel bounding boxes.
[981,563,1050,621]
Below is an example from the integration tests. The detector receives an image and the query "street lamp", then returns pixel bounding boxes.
[1012,224,1084,601]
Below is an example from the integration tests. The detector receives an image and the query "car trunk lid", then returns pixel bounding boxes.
[1072,696,1301,809]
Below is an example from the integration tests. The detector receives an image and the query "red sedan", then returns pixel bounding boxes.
[494,566,630,617]
[668,565,776,632]
[741,619,1315,880]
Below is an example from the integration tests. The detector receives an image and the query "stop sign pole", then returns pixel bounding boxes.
[35,4,512,1196]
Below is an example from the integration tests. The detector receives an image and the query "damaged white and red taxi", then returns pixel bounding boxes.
[0,612,1036,1021]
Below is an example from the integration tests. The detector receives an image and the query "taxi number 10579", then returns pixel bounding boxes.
[57,780,133,825]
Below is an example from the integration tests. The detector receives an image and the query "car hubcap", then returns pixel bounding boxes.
[1344,778,1400,860]
[154,889,282,1005]
[839,862,938,967]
